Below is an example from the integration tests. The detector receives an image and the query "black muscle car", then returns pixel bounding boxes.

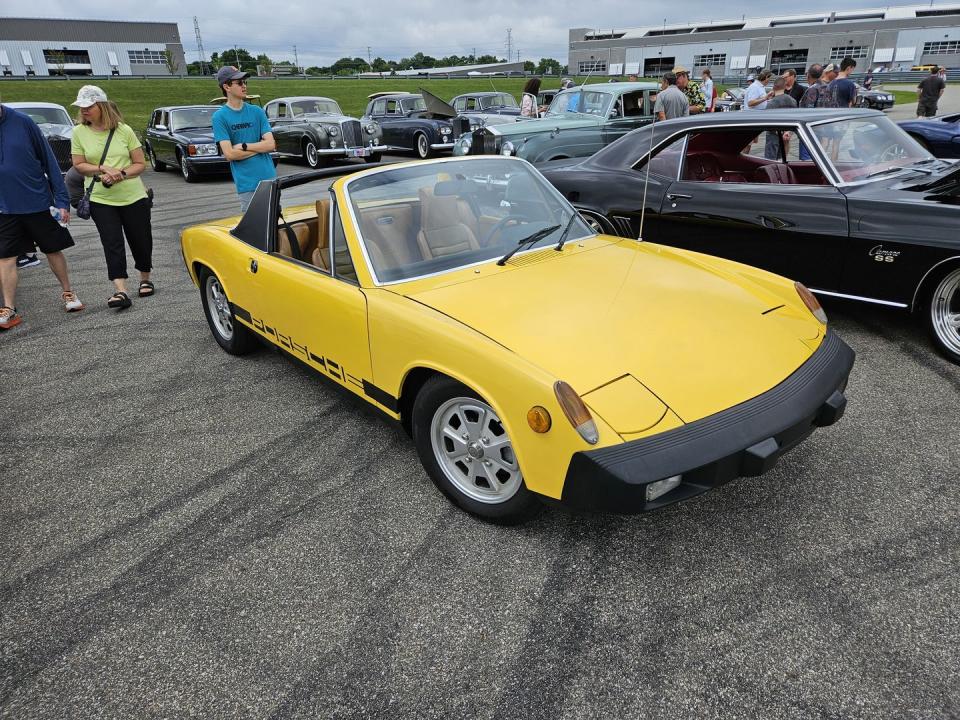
[264,96,385,167]
[539,109,960,362]
[7,102,74,173]
[361,91,468,159]
[144,105,229,182]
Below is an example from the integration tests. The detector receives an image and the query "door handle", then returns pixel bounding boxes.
[249,259,258,273]
[758,215,794,230]
[666,193,692,201]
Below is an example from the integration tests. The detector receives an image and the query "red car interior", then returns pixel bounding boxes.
[680,129,828,185]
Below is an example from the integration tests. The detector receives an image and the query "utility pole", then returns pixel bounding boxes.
[293,45,300,75]
[505,28,513,64]
[367,46,372,68]
[193,16,207,75]
[234,45,241,70]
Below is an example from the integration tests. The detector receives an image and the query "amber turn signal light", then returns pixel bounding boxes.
[554,381,599,445]
[527,406,552,433]
[795,282,828,325]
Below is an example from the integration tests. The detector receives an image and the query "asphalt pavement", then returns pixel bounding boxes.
[2,152,959,720]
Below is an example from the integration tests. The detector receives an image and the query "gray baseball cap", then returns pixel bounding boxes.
[216,66,249,87]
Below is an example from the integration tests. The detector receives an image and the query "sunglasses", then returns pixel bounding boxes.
[231,79,248,86]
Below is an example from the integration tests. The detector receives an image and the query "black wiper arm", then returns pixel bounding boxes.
[554,210,580,252]
[496,224,560,266]
[864,166,906,179]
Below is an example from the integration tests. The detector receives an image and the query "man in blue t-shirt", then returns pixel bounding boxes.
[830,57,858,108]
[212,67,276,212]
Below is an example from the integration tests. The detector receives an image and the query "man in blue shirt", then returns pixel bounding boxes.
[830,57,858,108]
[0,103,84,330]
[212,67,276,212]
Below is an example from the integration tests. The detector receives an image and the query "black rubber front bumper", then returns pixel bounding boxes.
[560,331,855,513]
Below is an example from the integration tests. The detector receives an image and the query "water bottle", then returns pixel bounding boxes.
[50,207,68,228]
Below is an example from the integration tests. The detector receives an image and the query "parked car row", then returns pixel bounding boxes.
[715,84,894,112]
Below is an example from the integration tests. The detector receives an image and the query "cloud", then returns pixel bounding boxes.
[3,0,888,67]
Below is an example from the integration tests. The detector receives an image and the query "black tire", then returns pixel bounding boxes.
[178,151,198,183]
[414,132,432,159]
[909,134,932,153]
[577,208,615,236]
[199,268,258,356]
[147,144,166,171]
[302,138,328,169]
[923,264,960,364]
[411,376,541,524]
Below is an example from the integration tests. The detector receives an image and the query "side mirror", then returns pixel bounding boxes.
[155,124,167,131]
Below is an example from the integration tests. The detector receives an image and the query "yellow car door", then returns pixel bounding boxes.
[254,195,372,399]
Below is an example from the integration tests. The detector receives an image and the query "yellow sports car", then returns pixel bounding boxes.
[181,156,855,523]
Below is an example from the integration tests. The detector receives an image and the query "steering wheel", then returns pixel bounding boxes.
[483,215,527,247]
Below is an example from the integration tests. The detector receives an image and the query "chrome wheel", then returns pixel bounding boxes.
[578,211,606,234]
[430,396,522,504]
[930,268,960,358]
[415,133,430,159]
[304,141,319,168]
[205,275,233,340]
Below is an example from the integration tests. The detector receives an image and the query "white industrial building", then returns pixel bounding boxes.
[0,17,185,77]
[569,3,960,77]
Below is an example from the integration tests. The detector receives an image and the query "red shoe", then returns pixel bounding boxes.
[0,306,22,329]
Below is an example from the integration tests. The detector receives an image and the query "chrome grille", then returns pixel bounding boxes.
[451,116,470,139]
[341,120,362,148]
[469,128,499,155]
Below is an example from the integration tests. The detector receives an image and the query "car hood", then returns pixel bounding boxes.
[300,113,357,124]
[400,240,821,423]
[173,127,217,143]
[35,123,73,139]
[485,114,602,137]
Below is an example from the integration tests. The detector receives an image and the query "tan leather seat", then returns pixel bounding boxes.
[359,205,421,270]
[311,199,331,271]
[417,188,480,260]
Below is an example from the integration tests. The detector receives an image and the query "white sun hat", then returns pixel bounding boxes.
[72,85,108,108]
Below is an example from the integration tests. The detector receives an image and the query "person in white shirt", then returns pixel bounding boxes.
[744,69,773,110]
[700,69,715,112]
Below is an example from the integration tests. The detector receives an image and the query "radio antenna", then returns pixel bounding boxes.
[637,89,659,243]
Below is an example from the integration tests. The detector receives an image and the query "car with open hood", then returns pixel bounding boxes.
[538,108,960,363]
[361,91,469,159]
[7,101,74,173]
[265,96,386,167]
[144,105,229,182]
[179,156,853,523]
[453,81,657,162]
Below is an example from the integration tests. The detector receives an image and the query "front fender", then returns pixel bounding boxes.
[517,129,605,163]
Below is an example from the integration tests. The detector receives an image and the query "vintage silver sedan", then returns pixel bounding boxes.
[265,96,386,167]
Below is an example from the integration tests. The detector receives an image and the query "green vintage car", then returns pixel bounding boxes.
[453,82,657,162]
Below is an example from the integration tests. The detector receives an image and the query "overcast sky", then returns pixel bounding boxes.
[6,0,907,67]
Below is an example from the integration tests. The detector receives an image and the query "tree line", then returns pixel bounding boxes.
[186,49,565,76]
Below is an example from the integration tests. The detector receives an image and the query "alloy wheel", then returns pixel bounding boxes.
[429,396,522,504]
[205,275,233,340]
[930,268,960,358]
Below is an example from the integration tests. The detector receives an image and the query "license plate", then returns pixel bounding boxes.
[350,147,370,158]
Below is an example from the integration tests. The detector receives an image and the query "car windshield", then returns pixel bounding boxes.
[19,106,72,127]
[170,108,216,130]
[481,94,518,109]
[290,99,342,116]
[809,116,934,182]
[345,158,593,283]
[545,89,614,117]
[401,97,427,113]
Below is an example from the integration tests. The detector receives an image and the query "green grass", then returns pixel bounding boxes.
[0,77,563,137]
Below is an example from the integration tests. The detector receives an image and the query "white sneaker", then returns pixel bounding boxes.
[62,290,84,312]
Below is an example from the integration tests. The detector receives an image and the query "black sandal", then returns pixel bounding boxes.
[138,281,155,297]
[107,291,132,309]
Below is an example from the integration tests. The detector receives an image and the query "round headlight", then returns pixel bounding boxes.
[501,141,515,156]
[330,140,338,148]
[365,123,378,134]
[440,126,451,134]
[324,125,339,137]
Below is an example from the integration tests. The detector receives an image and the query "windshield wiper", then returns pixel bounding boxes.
[864,166,908,179]
[554,210,580,252]
[496,224,560,266]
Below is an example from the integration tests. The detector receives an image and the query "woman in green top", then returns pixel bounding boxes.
[70,86,154,309]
